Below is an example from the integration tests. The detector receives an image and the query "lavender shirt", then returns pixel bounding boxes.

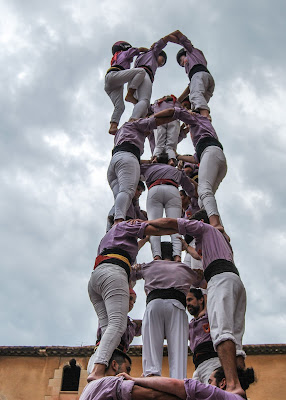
[184,199,200,219]
[173,107,219,151]
[152,97,182,113]
[80,376,135,400]
[134,38,167,76]
[189,312,212,353]
[97,316,141,352]
[184,379,244,400]
[111,47,140,70]
[126,199,147,220]
[114,116,157,156]
[177,219,234,271]
[179,35,208,76]
[140,163,195,197]
[131,260,203,296]
[98,221,148,265]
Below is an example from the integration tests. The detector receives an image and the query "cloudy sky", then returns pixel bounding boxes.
[1,0,285,349]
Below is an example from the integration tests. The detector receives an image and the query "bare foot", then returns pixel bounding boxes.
[199,109,211,121]
[226,386,246,399]
[154,255,162,260]
[125,88,138,104]
[174,255,181,262]
[109,122,118,135]
[87,363,106,382]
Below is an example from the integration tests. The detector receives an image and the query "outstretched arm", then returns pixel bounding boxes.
[144,223,177,236]
[121,375,186,400]
[153,108,176,127]
[177,154,197,164]
[147,218,179,232]
[132,385,181,400]
[178,86,190,103]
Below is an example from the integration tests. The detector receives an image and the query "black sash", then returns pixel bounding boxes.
[204,259,239,283]
[146,288,186,308]
[195,137,223,162]
[193,341,218,369]
[112,142,141,162]
[188,64,210,80]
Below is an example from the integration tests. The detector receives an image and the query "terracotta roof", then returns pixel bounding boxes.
[0,344,285,357]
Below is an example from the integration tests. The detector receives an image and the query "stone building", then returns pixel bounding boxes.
[0,344,285,400]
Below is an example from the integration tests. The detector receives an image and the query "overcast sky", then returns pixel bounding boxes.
[0,0,285,349]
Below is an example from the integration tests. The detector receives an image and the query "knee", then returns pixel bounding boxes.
[198,185,213,200]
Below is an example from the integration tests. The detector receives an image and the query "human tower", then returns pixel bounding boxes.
[80,30,256,400]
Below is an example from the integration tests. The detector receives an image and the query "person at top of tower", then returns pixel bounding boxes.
[172,30,215,121]
[105,41,148,135]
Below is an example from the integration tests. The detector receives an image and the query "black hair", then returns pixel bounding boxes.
[156,151,169,164]
[137,180,146,191]
[189,288,205,309]
[190,209,209,224]
[214,367,256,391]
[107,349,132,370]
[161,241,174,261]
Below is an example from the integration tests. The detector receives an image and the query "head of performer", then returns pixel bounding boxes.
[157,151,177,167]
[157,50,167,67]
[208,366,255,391]
[184,163,194,178]
[181,95,191,110]
[176,48,187,67]
[112,41,132,55]
[134,181,146,201]
[180,189,190,211]
[161,242,174,261]
[190,209,209,224]
[186,288,204,318]
[129,288,137,312]
[106,349,132,376]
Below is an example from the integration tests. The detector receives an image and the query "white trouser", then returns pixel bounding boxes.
[107,151,140,220]
[104,68,146,124]
[153,120,180,159]
[88,264,129,366]
[131,73,153,119]
[142,298,189,379]
[183,238,203,270]
[189,71,215,112]
[198,146,227,219]
[146,185,182,258]
[192,357,221,384]
[207,272,246,358]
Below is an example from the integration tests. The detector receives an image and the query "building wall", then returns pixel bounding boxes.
[0,349,285,400]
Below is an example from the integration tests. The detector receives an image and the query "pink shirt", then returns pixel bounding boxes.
[115,116,157,156]
[98,221,148,264]
[111,47,140,70]
[80,376,134,400]
[177,219,234,271]
[184,379,244,400]
[189,312,212,353]
[131,259,203,295]
[179,35,208,76]
[134,38,167,76]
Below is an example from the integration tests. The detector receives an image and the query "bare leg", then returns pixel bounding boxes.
[87,363,106,382]
[125,88,138,104]
[236,355,246,369]
[154,255,162,260]
[216,340,246,398]
[209,215,224,232]
[174,255,181,262]
[109,122,118,135]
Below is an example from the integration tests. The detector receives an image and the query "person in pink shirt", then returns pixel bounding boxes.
[81,349,180,400]
[105,41,148,134]
[144,212,247,398]
[172,30,215,120]
[118,365,255,400]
